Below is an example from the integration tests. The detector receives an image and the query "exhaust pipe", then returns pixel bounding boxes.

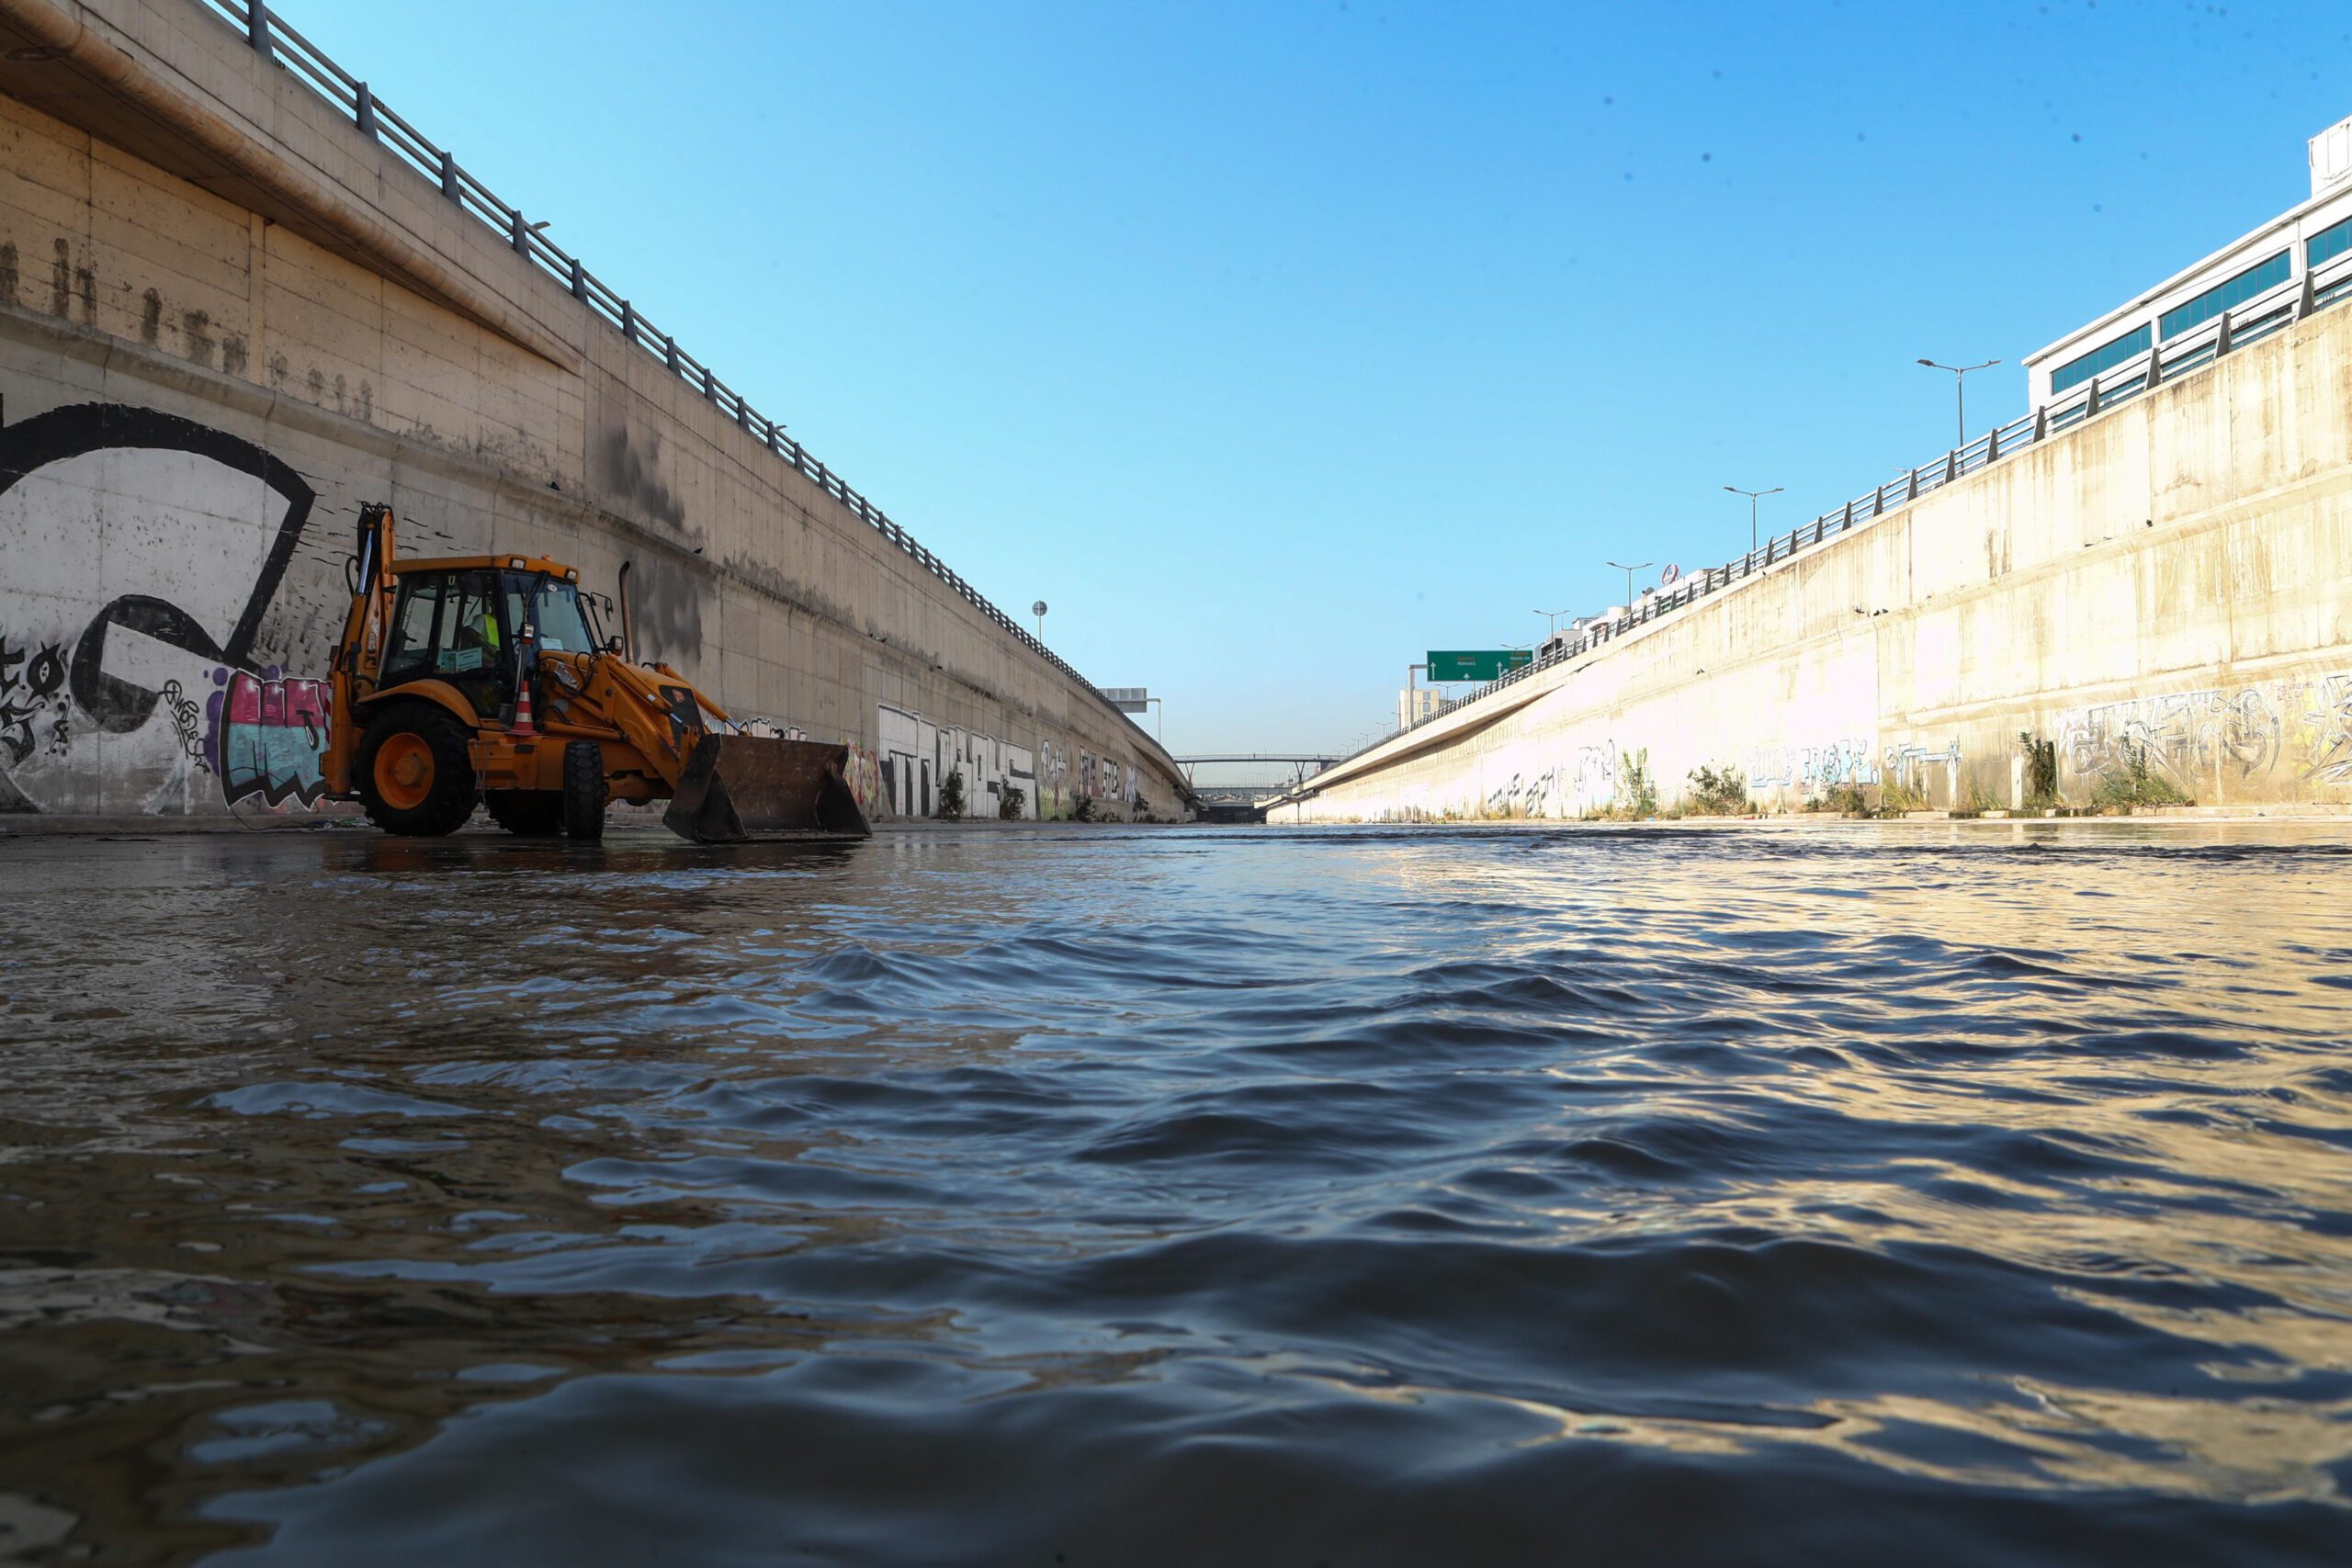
[617,560,637,662]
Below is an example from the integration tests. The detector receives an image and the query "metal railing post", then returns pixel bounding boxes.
[1985,425,1998,463]
[2086,375,2101,417]
[439,150,458,202]
[568,256,584,299]
[354,81,375,138]
[618,300,634,342]
[1906,467,1919,502]
[664,336,679,373]
[2033,404,2048,441]
[510,208,528,254]
[2215,310,2233,357]
[1944,448,1957,485]
[247,2,269,53]
[2143,344,2162,390]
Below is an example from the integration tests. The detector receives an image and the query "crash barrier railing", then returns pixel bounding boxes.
[1294,244,2352,797]
[191,0,1161,750]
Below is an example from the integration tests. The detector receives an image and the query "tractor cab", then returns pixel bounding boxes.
[377,559,609,723]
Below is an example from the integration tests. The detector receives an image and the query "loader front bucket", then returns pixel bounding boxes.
[662,736,874,843]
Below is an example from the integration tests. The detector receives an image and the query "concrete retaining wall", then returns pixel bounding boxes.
[1275,292,2352,823]
[0,0,1183,824]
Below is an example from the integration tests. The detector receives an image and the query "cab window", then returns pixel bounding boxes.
[502,573,597,654]
[379,570,514,706]
[380,572,448,685]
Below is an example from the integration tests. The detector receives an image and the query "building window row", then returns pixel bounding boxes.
[2049,323,2151,394]
[2158,249,2291,341]
[2312,214,2352,272]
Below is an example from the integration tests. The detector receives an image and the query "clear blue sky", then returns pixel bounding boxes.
[291,0,2349,761]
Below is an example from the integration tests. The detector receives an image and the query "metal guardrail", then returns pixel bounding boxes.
[1289,247,2352,798]
[192,0,1160,751]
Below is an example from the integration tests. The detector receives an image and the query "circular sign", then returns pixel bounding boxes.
[1032,600,1048,617]
[1661,563,1681,586]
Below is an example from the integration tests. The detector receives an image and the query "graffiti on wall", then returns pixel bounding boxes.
[2312,675,2352,784]
[1574,746,1617,814]
[2059,674,2352,792]
[217,670,331,807]
[1486,766,1564,819]
[1747,737,1881,793]
[842,739,883,815]
[0,404,321,815]
[876,703,1036,819]
[1883,739,1962,793]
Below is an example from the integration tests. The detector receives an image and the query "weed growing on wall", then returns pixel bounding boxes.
[1685,764,1750,815]
[937,768,967,820]
[1615,749,1658,819]
[998,785,1025,820]
[1879,777,1928,813]
[2018,731,2059,808]
[1071,795,1096,823]
[2093,741,2191,810]
[1809,784,1871,816]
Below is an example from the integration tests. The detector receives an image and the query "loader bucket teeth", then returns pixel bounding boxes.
[662,736,874,843]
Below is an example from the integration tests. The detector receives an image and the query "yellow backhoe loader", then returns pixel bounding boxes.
[321,503,870,843]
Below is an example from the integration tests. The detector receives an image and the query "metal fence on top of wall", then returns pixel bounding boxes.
[1295,243,2352,794]
[189,0,1162,754]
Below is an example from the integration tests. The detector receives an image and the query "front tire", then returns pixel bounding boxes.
[485,790,564,837]
[562,740,607,841]
[356,703,479,837]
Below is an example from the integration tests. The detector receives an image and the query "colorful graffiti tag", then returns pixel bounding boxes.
[216,670,332,807]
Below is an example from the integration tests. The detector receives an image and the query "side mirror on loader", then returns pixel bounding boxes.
[605,636,626,655]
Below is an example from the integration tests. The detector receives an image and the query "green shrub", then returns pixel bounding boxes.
[998,784,1025,820]
[1616,749,1658,818]
[937,768,966,820]
[1685,763,1750,815]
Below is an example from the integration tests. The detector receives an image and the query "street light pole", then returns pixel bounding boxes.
[1604,560,1652,616]
[1405,661,1427,728]
[1724,484,1783,553]
[1917,358,1999,448]
[1146,695,1163,741]
[1535,606,1570,640]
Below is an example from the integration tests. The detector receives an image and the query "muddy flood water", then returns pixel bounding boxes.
[1,820,2350,1565]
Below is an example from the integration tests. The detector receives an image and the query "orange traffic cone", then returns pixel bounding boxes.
[511,635,540,737]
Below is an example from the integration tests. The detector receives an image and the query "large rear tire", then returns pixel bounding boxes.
[562,740,607,841]
[485,790,564,837]
[356,703,479,837]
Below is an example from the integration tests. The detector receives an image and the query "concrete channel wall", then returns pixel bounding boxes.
[1275,294,2352,823]
[0,0,1185,825]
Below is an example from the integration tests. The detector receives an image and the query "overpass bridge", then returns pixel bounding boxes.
[1173,755,1340,821]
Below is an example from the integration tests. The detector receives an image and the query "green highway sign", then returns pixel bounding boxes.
[1425,649,1532,682]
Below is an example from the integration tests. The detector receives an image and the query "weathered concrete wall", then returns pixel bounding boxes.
[1276,294,2352,823]
[0,0,1182,823]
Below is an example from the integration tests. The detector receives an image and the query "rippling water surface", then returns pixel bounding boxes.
[4,820,2351,1565]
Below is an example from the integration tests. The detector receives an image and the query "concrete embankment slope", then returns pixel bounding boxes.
[0,0,1183,825]
[1275,288,2352,824]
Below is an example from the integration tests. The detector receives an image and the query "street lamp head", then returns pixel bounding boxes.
[1917,357,1936,367]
